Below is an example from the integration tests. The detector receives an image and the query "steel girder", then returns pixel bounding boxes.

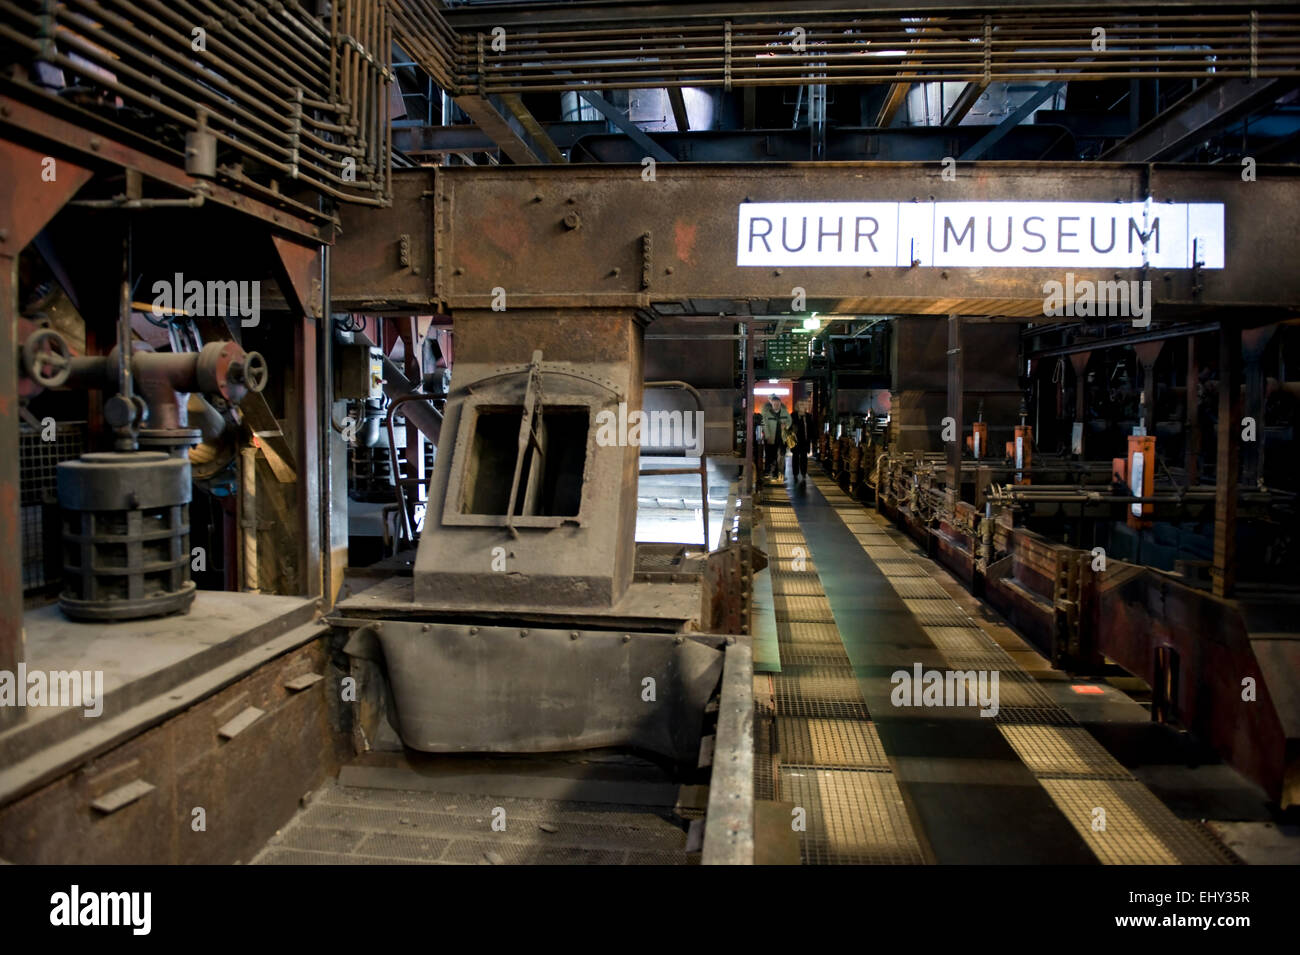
[333,161,1300,317]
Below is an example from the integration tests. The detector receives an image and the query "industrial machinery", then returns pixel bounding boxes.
[19,323,267,621]
[4,0,1300,879]
[329,311,750,763]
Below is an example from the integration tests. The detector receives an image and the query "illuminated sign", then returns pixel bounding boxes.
[736,200,1224,269]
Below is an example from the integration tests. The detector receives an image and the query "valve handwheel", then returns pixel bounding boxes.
[239,351,269,393]
[22,328,72,388]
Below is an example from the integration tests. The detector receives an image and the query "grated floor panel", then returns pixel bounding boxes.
[254,785,696,866]
[808,472,1234,865]
[760,480,925,864]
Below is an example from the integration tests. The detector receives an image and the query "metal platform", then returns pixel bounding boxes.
[254,753,704,866]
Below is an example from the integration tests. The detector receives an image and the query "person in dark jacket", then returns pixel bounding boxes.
[760,394,792,482]
[790,399,815,482]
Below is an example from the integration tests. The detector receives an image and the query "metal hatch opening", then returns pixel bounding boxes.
[462,405,588,518]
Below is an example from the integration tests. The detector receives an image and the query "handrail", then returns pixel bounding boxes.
[384,392,438,547]
[640,380,711,550]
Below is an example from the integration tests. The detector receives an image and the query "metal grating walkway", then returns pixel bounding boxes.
[800,471,1232,865]
[757,481,926,865]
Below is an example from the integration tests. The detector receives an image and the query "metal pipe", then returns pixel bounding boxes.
[68,196,206,209]
[353,331,444,444]
[743,320,754,498]
[0,2,389,202]
[385,392,439,546]
[319,243,334,608]
[241,444,260,593]
[114,234,135,450]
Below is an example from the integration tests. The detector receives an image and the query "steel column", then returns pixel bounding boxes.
[0,258,19,707]
[743,319,754,497]
[1068,350,1090,457]
[0,141,93,720]
[1241,325,1277,487]
[1212,322,1242,599]
[1134,340,1165,434]
[296,316,322,598]
[946,314,963,493]
[1185,334,1201,485]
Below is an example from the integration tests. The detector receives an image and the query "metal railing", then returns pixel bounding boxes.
[0,0,391,204]
[391,4,1300,96]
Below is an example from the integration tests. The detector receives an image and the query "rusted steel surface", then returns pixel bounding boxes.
[411,308,644,612]
[335,163,1300,315]
[295,316,322,598]
[354,621,724,758]
[333,172,438,309]
[0,636,349,863]
[878,449,1298,804]
[0,259,17,712]
[0,140,92,710]
[1088,567,1295,808]
[269,237,324,320]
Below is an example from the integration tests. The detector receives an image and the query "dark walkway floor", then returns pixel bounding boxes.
[755,468,1234,865]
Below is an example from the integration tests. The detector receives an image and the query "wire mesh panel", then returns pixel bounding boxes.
[19,423,85,591]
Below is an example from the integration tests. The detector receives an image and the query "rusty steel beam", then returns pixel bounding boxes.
[334,163,1300,316]
[452,92,555,164]
[295,317,322,598]
[875,82,911,128]
[667,87,691,132]
[0,141,93,716]
[498,94,566,163]
[1102,78,1295,162]
[943,79,989,126]
[395,120,603,156]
